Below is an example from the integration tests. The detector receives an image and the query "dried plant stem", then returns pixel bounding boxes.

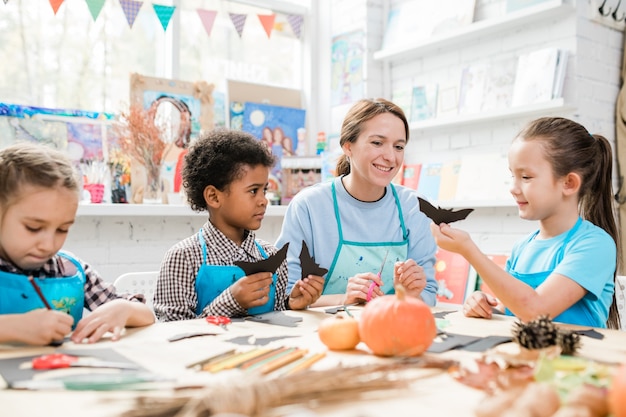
[122,357,455,417]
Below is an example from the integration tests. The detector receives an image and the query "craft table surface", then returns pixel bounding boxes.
[1,307,625,417]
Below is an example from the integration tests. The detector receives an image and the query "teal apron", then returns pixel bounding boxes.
[323,182,409,295]
[194,230,276,315]
[0,252,86,327]
[506,217,597,326]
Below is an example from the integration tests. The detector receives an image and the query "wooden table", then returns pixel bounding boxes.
[1,307,625,417]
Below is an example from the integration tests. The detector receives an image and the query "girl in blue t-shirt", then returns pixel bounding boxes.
[431,117,620,329]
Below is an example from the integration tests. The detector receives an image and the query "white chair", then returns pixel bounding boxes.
[113,271,159,309]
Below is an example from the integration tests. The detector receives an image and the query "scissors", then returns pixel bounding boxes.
[31,353,139,370]
[206,315,231,330]
[367,250,389,302]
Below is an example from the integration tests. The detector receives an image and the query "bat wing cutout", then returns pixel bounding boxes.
[418,197,474,225]
[299,240,328,279]
[234,242,289,275]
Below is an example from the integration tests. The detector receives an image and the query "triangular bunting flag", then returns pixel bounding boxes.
[119,0,143,29]
[257,14,276,39]
[85,0,105,21]
[287,14,304,39]
[49,0,64,14]
[197,9,217,37]
[152,4,175,31]
[229,13,247,38]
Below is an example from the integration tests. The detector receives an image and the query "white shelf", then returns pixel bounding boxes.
[432,200,517,209]
[76,204,288,217]
[373,0,572,62]
[409,98,574,133]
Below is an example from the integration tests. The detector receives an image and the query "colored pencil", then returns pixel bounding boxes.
[280,352,326,376]
[27,275,52,309]
[237,347,291,370]
[205,348,271,373]
[186,349,236,369]
[258,348,308,375]
[242,347,297,372]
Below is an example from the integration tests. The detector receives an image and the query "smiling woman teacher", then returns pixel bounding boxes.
[276,98,438,307]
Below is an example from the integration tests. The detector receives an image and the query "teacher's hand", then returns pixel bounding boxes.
[345,272,383,305]
[393,259,426,299]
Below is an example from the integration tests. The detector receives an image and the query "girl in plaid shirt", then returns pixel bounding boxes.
[0,143,154,345]
[154,130,324,321]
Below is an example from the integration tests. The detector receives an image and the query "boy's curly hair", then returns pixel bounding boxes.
[182,129,276,212]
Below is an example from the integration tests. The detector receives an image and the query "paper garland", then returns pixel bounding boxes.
[85,0,105,21]
[152,4,176,31]
[119,0,143,28]
[33,1,304,39]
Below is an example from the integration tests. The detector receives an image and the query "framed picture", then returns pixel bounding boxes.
[128,73,215,203]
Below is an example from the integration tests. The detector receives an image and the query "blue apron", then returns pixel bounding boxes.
[194,230,276,315]
[506,217,598,326]
[0,252,86,327]
[323,182,409,295]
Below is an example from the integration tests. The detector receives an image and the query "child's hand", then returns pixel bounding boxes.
[71,299,134,344]
[393,259,426,299]
[231,272,273,310]
[12,309,73,345]
[288,275,325,310]
[345,272,383,305]
[430,222,472,255]
[463,291,501,319]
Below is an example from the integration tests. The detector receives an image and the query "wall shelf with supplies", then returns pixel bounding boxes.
[76,204,289,217]
[373,0,573,63]
[409,98,575,134]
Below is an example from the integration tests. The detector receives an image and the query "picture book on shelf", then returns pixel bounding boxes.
[392,164,405,185]
[511,48,565,107]
[402,163,422,190]
[436,82,460,117]
[458,63,488,115]
[417,162,442,201]
[437,160,461,201]
[481,56,518,112]
[410,84,438,122]
[435,249,475,307]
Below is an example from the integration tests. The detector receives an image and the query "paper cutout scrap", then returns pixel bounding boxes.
[299,240,328,279]
[244,311,303,327]
[418,197,474,225]
[234,243,289,276]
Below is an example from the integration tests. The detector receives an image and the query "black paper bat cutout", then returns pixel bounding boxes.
[418,197,474,225]
[299,240,328,279]
[234,242,289,275]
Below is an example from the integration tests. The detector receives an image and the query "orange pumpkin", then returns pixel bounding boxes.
[318,314,360,350]
[358,285,436,357]
[609,363,626,417]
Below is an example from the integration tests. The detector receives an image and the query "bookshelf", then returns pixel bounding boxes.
[408,98,574,134]
[373,0,573,62]
[76,204,289,217]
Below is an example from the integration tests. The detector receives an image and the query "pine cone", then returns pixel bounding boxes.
[556,329,581,355]
[512,315,558,349]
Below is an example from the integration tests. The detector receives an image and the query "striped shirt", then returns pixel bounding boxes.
[0,252,145,310]
[153,221,289,321]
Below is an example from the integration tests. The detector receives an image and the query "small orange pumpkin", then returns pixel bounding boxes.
[609,363,626,417]
[358,285,436,357]
[318,314,360,350]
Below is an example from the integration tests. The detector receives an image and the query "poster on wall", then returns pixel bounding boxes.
[331,30,365,107]
[241,102,306,198]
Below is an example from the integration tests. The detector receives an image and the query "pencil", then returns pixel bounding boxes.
[281,352,326,376]
[206,348,271,373]
[27,275,52,309]
[258,348,308,375]
[242,347,297,371]
[186,349,236,369]
[237,347,291,370]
